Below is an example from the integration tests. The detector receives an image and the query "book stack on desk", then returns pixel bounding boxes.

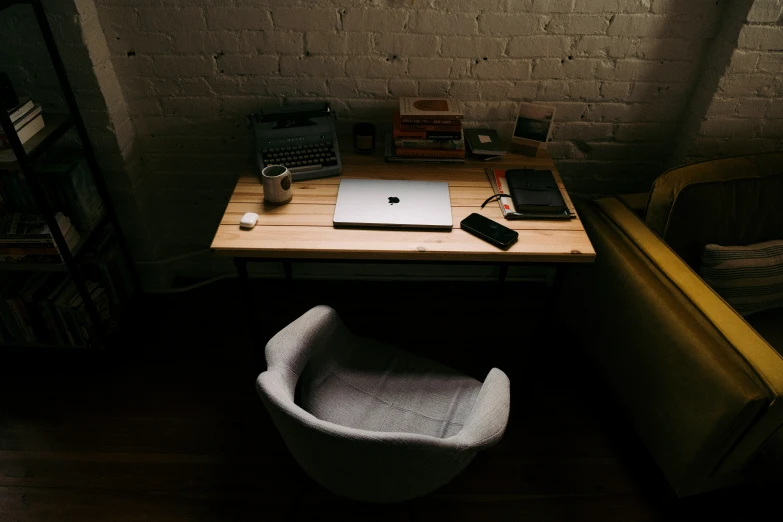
[386,98,465,163]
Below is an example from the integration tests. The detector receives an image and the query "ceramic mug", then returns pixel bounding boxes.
[261,165,293,205]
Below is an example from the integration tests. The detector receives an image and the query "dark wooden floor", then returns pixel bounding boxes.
[0,277,777,521]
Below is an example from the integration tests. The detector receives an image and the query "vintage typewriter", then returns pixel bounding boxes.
[250,102,342,182]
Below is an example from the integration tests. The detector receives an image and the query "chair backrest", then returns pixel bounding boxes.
[644,153,783,269]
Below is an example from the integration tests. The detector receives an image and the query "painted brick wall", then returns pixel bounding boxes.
[4,1,783,283]
[688,0,783,159]
[92,0,725,259]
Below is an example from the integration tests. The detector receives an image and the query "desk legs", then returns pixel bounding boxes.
[234,257,263,366]
[497,263,509,287]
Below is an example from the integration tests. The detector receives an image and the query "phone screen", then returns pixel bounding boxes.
[461,213,518,246]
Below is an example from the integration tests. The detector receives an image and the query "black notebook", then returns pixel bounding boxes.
[505,169,567,214]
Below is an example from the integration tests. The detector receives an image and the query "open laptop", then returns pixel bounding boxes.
[333,179,453,229]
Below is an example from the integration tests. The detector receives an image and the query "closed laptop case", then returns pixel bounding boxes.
[505,169,566,213]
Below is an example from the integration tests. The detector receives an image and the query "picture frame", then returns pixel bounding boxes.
[511,102,556,157]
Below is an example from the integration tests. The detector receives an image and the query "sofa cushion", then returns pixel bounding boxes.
[645,153,783,269]
[700,240,783,317]
[747,308,783,356]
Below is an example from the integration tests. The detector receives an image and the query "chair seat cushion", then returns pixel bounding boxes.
[299,337,482,439]
[747,308,783,356]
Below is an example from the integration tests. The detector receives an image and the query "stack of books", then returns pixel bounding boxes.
[1,98,45,150]
[386,97,465,163]
[0,152,105,232]
[0,212,80,263]
[0,231,131,345]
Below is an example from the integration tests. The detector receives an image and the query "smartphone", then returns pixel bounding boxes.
[460,213,518,250]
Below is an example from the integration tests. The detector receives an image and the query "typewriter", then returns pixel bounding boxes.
[250,102,342,182]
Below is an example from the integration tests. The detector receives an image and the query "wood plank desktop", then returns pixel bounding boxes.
[211,151,596,264]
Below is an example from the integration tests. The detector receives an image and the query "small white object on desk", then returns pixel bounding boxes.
[240,212,258,229]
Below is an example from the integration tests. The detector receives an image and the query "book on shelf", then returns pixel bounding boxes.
[0,151,105,232]
[37,150,105,232]
[82,228,133,317]
[0,212,80,263]
[399,97,462,126]
[464,128,508,158]
[0,232,131,346]
[484,167,573,220]
[384,134,465,164]
[6,98,34,122]
[0,104,45,149]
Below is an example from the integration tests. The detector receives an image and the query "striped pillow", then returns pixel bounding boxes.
[699,240,783,316]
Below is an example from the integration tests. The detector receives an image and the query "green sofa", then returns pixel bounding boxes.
[560,153,783,496]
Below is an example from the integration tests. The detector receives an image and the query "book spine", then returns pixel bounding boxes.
[392,130,463,140]
[0,254,62,263]
[0,234,57,243]
[400,117,462,126]
[0,246,60,255]
[395,148,465,158]
[394,139,465,150]
[53,302,75,346]
[398,123,462,132]
[8,298,35,343]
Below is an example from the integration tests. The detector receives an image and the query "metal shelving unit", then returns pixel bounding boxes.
[0,0,141,348]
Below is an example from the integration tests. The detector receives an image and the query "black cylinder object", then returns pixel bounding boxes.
[353,122,376,154]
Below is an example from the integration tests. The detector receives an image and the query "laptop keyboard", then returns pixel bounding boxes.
[262,141,338,173]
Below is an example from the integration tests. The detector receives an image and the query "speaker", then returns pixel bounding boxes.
[0,73,19,111]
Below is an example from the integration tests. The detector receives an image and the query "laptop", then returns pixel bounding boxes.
[333,179,453,229]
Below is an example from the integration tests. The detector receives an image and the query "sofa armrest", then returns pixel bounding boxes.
[616,192,649,217]
[562,198,783,494]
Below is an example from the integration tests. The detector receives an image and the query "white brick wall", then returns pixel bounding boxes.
[86,0,737,257]
[688,3,783,160]
[7,0,783,278]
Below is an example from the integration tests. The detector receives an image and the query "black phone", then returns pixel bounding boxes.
[460,213,518,250]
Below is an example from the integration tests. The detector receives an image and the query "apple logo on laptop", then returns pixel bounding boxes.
[388,196,400,205]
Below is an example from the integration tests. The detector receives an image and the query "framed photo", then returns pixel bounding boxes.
[511,102,556,156]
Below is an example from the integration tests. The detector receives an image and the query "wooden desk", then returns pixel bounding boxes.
[213,150,594,356]
[211,152,595,264]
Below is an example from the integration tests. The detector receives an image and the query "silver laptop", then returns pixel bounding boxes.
[333,179,453,229]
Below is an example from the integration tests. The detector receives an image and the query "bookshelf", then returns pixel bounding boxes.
[0,113,74,167]
[0,0,141,349]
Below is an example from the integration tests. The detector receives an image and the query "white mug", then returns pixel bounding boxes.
[261,164,293,205]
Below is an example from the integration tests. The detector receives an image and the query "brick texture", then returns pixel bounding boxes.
[3,0,781,281]
[688,3,783,160]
